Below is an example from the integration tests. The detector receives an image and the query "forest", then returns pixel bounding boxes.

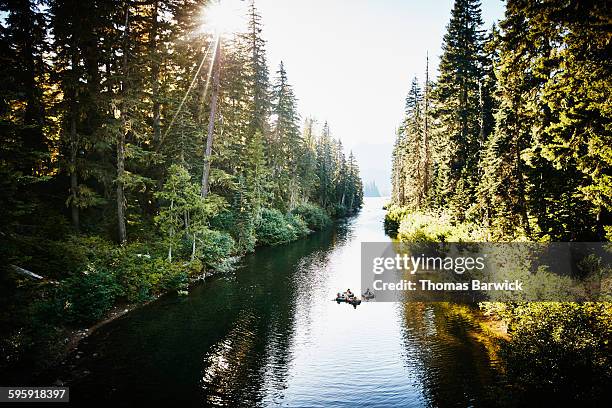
[0,0,363,371]
[387,0,610,400]
[389,0,609,241]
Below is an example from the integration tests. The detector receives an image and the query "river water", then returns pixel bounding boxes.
[62,197,513,407]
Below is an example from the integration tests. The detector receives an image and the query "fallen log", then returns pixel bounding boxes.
[10,264,43,280]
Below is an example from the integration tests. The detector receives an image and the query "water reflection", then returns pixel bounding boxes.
[57,198,513,407]
[399,302,510,408]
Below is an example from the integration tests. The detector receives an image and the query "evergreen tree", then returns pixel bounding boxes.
[0,0,50,239]
[391,127,406,206]
[271,61,301,209]
[0,0,364,289]
[0,0,48,176]
[155,164,193,261]
[316,122,334,211]
[422,53,432,205]
[537,0,611,238]
[297,117,318,203]
[432,0,485,219]
[401,77,425,209]
[243,0,270,138]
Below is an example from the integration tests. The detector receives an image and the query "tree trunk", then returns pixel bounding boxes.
[150,0,161,144]
[70,116,80,232]
[117,132,127,244]
[168,199,174,261]
[201,38,221,198]
[117,1,130,245]
[69,44,80,232]
[423,53,430,200]
[191,233,196,261]
[514,122,531,237]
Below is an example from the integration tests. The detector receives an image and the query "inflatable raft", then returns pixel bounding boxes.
[335,296,362,306]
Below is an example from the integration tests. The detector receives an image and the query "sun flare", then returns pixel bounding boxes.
[201,0,245,35]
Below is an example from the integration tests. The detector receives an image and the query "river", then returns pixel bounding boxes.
[60,197,512,407]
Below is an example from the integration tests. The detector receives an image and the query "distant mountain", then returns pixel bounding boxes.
[363,180,381,197]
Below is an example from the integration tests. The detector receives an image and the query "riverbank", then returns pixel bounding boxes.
[35,198,526,407]
[0,203,360,384]
[384,204,612,402]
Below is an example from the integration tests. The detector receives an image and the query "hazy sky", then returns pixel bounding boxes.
[253,0,505,195]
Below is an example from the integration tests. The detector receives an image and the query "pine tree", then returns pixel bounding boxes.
[271,61,302,209]
[537,0,611,238]
[423,53,432,205]
[232,174,257,253]
[0,0,52,248]
[155,164,193,261]
[432,0,485,219]
[0,0,366,287]
[346,151,363,212]
[401,77,425,209]
[298,117,318,203]
[244,0,270,138]
[244,130,272,222]
[391,127,406,206]
[0,0,48,176]
[316,122,334,211]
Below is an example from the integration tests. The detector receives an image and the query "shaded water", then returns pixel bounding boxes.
[61,198,514,407]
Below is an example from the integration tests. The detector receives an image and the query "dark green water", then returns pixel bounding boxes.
[58,198,512,407]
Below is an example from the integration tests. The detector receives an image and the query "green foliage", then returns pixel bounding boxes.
[255,208,309,246]
[231,176,258,253]
[197,229,235,271]
[291,203,331,231]
[0,0,366,374]
[394,77,427,209]
[330,203,348,218]
[395,209,487,242]
[384,205,412,234]
[57,264,121,325]
[270,62,302,208]
[312,122,363,214]
[390,1,609,241]
[429,0,486,218]
[107,245,187,303]
[499,302,612,401]
[477,1,609,240]
[286,213,310,237]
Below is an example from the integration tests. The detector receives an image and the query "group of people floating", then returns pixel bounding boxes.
[336,288,375,302]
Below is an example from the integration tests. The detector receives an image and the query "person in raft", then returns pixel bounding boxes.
[364,288,373,297]
[346,289,354,299]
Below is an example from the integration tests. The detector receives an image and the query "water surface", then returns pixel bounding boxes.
[63,197,512,407]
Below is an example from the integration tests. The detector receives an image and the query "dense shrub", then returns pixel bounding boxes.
[57,264,121,325]
[112,253,187,302]
[198,228,235,271]
[287,213,310,238]
[395,210,488,242]
[208,209,234,232]
[498,302,612,401]
[330,203,348,218]
[290,203,331,231]
[255,208,311,246]
[210,208,256,253]
[383,205,411,234]
[256,208,296,246]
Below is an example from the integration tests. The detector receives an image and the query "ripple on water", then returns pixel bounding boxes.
[62,198,508,408]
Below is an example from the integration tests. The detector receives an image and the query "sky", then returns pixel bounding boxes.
[252,0,506,196]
